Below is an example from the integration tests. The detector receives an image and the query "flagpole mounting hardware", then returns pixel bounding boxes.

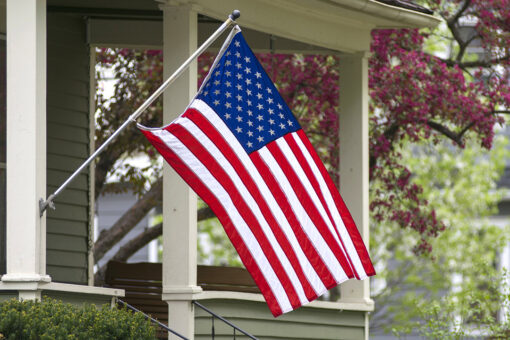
[39,195,55,217]
[38,9,241,217]
[230,10,240,20]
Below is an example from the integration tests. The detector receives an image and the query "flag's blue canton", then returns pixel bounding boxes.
[197,32,300,154]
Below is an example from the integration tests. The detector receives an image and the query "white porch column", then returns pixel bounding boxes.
[338,52,373,338]
[2,0,50,288]
[160,3,201,339]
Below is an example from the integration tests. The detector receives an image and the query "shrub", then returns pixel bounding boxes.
[0,298,157,340]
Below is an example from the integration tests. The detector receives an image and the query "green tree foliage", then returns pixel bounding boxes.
[406,271,510,339]
[370,135,510,336]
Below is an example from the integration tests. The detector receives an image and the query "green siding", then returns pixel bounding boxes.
[42,291,113,307]
[0,292,16,303]
[195,299,366,340]
[0,291,111,307]
[47,106,89,127]
[46,13,90,285]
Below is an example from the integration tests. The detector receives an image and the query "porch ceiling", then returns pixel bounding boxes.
[45,0,440,53]
[166,0,441,52]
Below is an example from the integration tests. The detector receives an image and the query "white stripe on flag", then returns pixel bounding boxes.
[291,133,368,279]
[191,99,327,295]
[258,147,349,284]
[177,116,309,305]
[153,128,293,313]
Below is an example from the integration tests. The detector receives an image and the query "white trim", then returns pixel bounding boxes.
[193,290,374,311]
[170,0,439,53]
[159,5,199,339]
[330,0,440,27]
[0,281,124,297]
[88,46,96,286]
[6,0,48,280]
[42,282,124,297]
[338,51,372,305]
[87,19,337,54]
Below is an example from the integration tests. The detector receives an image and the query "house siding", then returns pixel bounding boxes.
[46,13,90,285]
[195,299,366,340]
[42,291,113,307]
[0,292,16,303]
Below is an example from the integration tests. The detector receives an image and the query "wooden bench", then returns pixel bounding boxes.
[104,261,259,336]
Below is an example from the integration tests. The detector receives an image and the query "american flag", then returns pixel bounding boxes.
[139,29,375,317]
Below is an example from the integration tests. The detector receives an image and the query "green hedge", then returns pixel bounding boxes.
[0,298,157,340]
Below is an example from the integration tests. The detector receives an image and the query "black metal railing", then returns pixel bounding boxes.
[117,298,258,340]
[117,299,188,340]
[192,301,258,340]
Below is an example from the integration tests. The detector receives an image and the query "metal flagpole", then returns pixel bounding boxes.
[39,10,241,216]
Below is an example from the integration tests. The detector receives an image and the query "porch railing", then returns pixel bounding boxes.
[117,299,188,339]
[117,298,258,340]
[193,300,258,340]
[108,262,260,339]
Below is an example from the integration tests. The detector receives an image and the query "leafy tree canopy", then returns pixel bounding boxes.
[370,135,510,336]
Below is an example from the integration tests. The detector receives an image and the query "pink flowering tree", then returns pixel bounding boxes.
[93,0,510,283]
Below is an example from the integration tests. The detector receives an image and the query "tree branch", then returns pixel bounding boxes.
[94,206,215,284]
[457,121,476,139]
[426,120,462,144]
[444,1,470,62]
[426,120,477,146]
[94,146,125,199]
[370,118,479,171]
[456,34,479,64]
[93,177,163,263]
[369,124,399,171]
[197,206,215,221]
[94,223,162,284]
[447,0,472,27]
[443,54,510,69]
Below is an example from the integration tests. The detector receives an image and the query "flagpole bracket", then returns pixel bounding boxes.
[230,10,240,21]
[39,194,56,217]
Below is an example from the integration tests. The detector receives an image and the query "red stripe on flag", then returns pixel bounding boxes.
[266,141,355,279]
[296,130,375,276]
[140,129,284,316]
[166,123,302,310]
[250,151,338,290]
[183,109,318,301]
[284,134,360,280]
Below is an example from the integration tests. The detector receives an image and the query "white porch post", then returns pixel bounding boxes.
[160,3,201,339]
[338,52,373,339]
[2,0,50,295]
